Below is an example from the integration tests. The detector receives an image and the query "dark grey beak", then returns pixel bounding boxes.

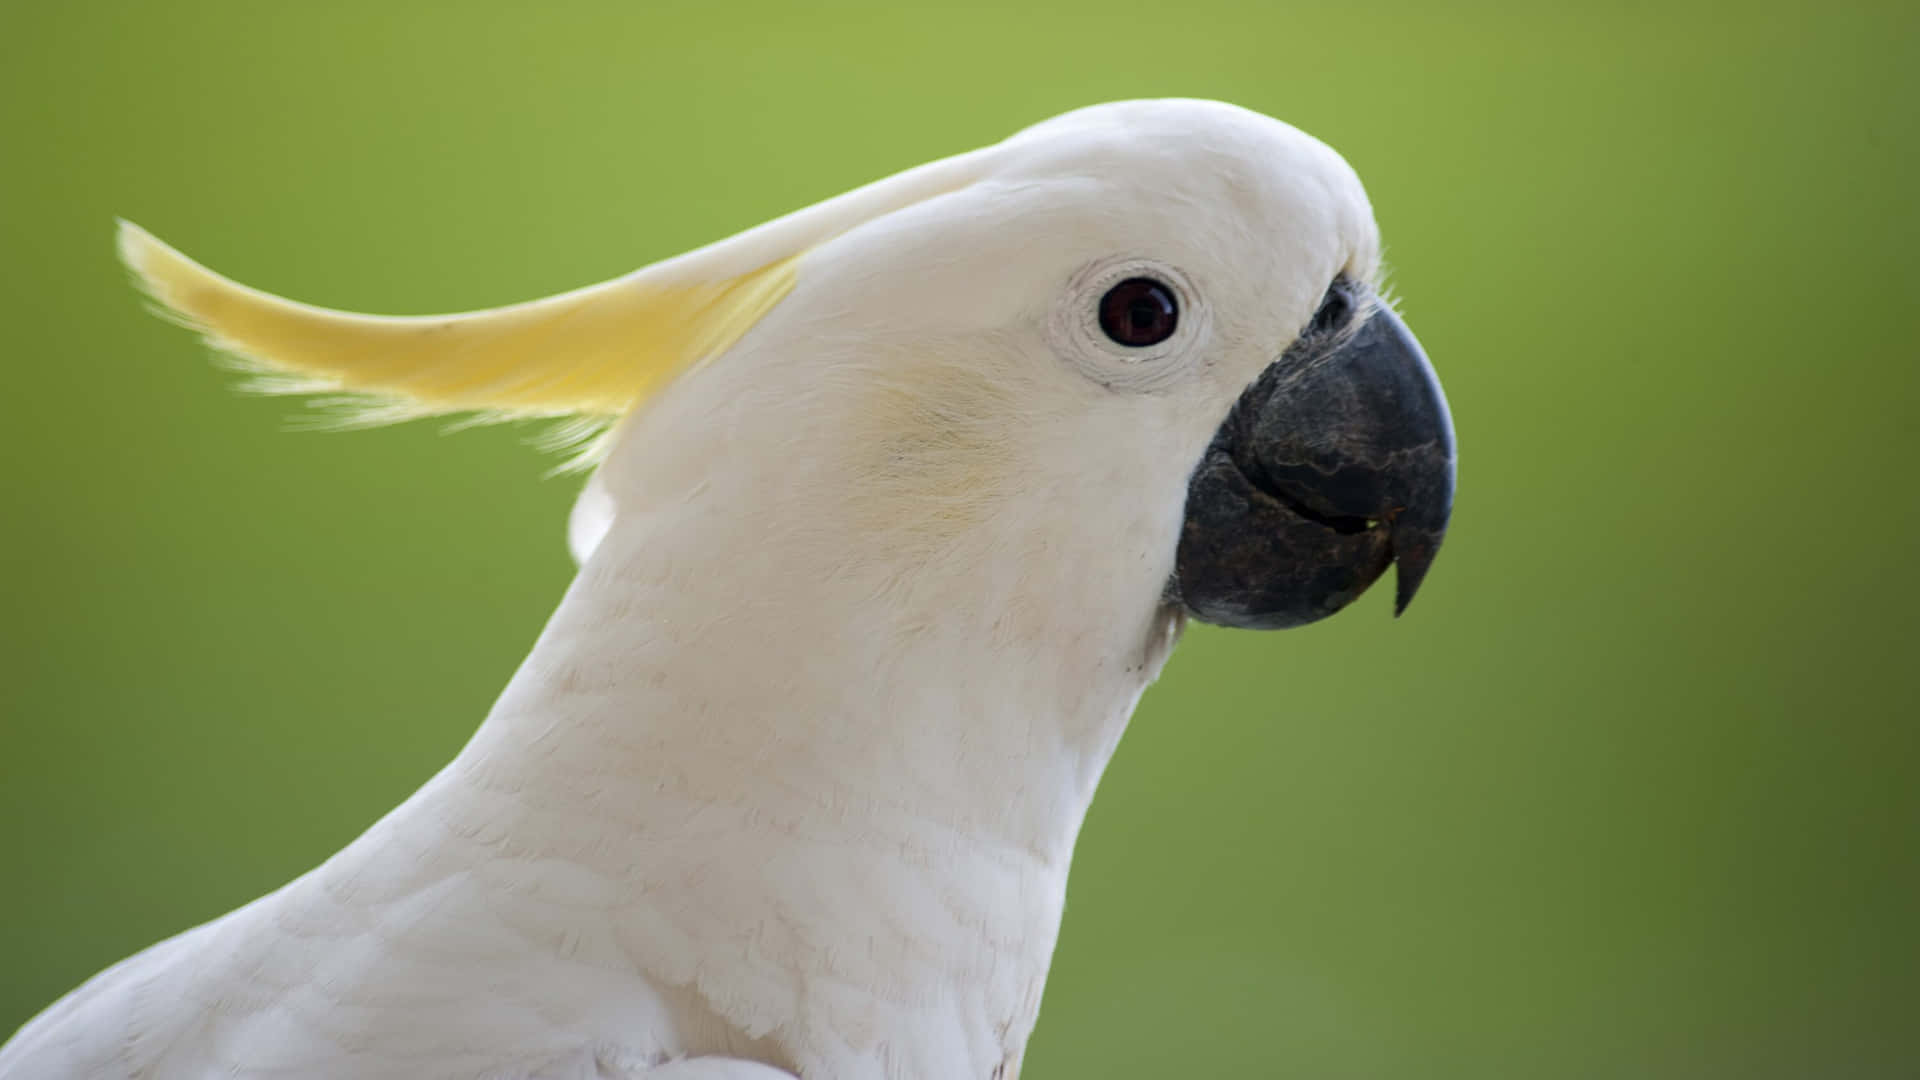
[1172,298,1456,630]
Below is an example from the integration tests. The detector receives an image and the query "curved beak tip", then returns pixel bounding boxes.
[1391,543,1436,617]
[1388,489,1452,618]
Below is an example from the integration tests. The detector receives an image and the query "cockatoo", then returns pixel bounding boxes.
[1,99,1454,1079]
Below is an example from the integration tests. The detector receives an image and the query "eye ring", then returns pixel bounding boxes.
[1051,257,1208,392]
[1098,277,1179,347]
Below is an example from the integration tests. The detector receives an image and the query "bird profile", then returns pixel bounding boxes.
[4,99,1454,1080]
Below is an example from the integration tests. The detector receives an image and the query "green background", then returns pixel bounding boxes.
[4,2,1915,1076]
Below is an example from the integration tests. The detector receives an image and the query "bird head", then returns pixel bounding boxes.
[120,99,1454,640]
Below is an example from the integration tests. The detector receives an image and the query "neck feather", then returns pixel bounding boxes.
[426,464,1183,1076]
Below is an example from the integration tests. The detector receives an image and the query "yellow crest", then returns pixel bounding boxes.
[116,138,997,456]
[117,222,799,429]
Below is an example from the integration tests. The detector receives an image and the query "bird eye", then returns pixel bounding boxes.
[1098,277,1179,347]
[1308,279,1355,336]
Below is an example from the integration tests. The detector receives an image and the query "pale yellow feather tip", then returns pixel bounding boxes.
[115,220,802,428]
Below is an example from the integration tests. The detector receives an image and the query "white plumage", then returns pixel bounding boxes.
[2,99,1392,1079]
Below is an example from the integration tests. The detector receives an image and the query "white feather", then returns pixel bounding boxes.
[1,99,1378,1080]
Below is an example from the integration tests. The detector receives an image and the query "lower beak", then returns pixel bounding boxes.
[1171,300,1456,630]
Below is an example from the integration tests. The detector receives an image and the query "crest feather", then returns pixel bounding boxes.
[115,139,998,459]
[117,221,800,424]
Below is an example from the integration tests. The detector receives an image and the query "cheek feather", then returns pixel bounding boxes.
[838,360,1029,548]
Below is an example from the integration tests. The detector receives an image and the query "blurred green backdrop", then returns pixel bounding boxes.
[3,1,1916,1076]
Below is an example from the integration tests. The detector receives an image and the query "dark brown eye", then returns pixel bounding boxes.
[1098,277,1178,347]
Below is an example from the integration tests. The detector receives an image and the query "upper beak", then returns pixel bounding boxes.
[1172,298,1456,630]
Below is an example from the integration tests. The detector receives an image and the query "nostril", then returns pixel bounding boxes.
[1308,279,1355,336]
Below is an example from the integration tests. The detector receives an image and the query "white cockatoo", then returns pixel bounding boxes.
[1,99,1454,1080]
